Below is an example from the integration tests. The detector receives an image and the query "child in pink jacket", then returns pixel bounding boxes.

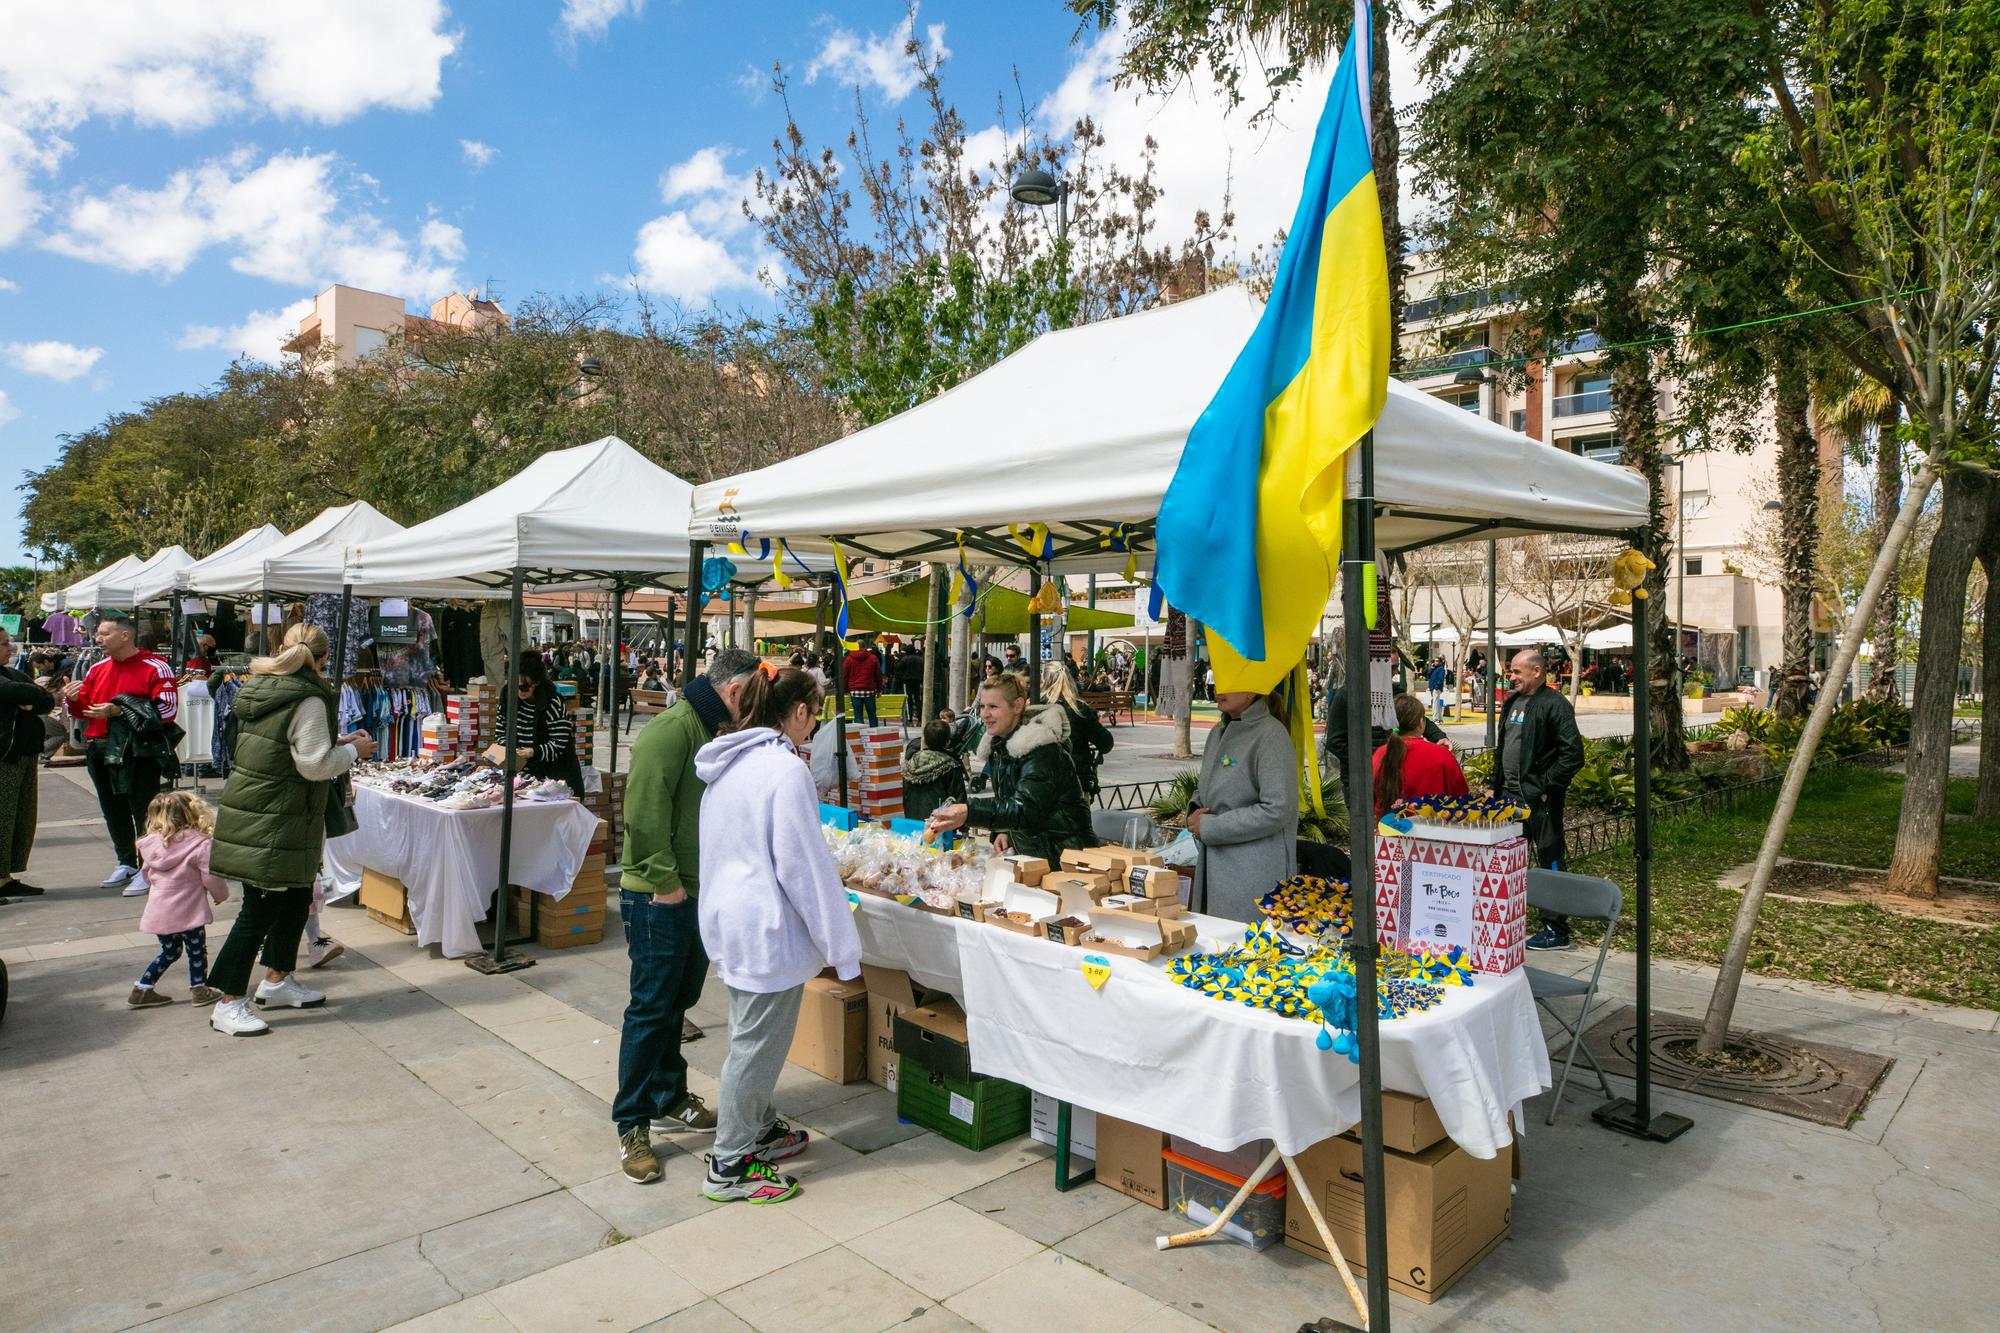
[129,792,230,1008]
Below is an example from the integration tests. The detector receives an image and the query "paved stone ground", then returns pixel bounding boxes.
[3,765,1996,1332]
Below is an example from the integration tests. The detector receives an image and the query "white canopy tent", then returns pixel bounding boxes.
[41,554,144,613]
[687,286,1648,567]
[1584,622,1634,650]
[176,525,285,595]
[344,435,701,598]
[95,545,195,610]
[193,503,406,598]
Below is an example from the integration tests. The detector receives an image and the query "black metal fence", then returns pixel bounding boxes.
[1095,778,1181,812]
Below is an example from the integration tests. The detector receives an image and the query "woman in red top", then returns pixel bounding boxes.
[1373,693,1468,816]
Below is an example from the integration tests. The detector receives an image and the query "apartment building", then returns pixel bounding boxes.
[1396,262,1803,686]
[280,284,509,372]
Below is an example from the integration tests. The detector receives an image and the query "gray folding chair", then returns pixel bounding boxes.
[1525,868,1622,1124]
[1091,808,1154,847]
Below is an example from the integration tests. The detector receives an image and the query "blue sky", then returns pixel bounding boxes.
[0,2,1387,569]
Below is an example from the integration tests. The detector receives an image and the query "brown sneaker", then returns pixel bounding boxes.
[662,1093,718,1133]
[681,1018,705,1042]
[190,986,223,1005]
[619,1125,662,1184]
[128,986,173,1008]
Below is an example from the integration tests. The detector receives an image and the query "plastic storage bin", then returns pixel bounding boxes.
[895,1057,1031,1151]
[1162,1148,1288,1250]
[1167,1134,1275,1181]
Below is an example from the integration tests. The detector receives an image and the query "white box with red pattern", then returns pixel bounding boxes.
[1402,835,1527,975]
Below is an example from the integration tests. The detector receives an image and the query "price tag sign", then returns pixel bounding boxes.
[1080,954,1112,990]
[846,890,860,913]
[1407,863,1476,954]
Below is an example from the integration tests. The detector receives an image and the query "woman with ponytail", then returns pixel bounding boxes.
[206,624,377,1037]
[692,666,861,1204]
[1372,692,1468,817]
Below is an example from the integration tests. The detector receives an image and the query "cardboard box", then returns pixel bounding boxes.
[1126,865,1178,900]
[1099,893,1157,914]
[359,867,414,934]
[1041,871,1112,912]
[955,896,1001,923]
[1030,1091,1097,1157]
[536,919,604,949]
[986,881,1061,936]
[1004,855,1050,886]
[1083,905,1197,959]
[1094,1115,1166,1209]
[1059,846,1124,875]
[1284,1134,1513,1304]
[786,972,869,1084]
[893,999,974,1083]
[1372,836,1409,950]
[1405,835,1527,974]
[1364,1091,1448,1156]
[859,964,917,1092]
[1042,915,1091,946]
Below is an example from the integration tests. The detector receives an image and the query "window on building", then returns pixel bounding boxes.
[1569,433,1621,463]
[351,325,390,359]
[1683,556,1704,576]
[1436,389,1481,413]
[1679,490,1709,519]
[1509,409,1527,432]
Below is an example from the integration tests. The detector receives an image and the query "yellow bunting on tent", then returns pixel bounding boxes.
[1008,522,1050,562]
[770,539,793,591]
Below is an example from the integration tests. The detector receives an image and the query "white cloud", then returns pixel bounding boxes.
[177,296,318,361]
[805,9,949,102]
[2,339,103,381]
[561,0,644,42]
[0,389,17,428]
[0,277,19,293]
[42,149,463,297]
[460,139,498,170]
[631,213,757,303]
[0,3,459,248]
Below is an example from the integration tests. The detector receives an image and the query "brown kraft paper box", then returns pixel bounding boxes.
[1283,1134,1512,1304]
[785,972,868,1084]
[1093,1115,1167,1209]
[859,964,918,1092]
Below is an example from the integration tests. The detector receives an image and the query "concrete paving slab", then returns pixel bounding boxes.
[136,1237,461,1333]
[528,1031,619,1083]
[461,1078,616,1189]
[422,975,578,1030]
[769,1059,882,1120]
[417,1190,613,1298]
[638,1203,834,1297]
[382,1293,516,1332]
[489,1009,616,1054]
[847,1200,1042,1300]
[712,1247,930,1333]
[484,1239,703,1333]
[782,1157,946,1242]
[954,1161,1138,1247]
[571,1151,725,1239]
[798,1086,927,1153]
[866,1133,1053,1198]
[633,1301,755,1332]
[943,1251,1163,1333]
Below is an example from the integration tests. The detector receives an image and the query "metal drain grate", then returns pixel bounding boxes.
[1580,1007,1892,1127]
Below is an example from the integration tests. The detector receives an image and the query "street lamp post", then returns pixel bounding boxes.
[1457,366,1502,746]
[1010,167,1070,244]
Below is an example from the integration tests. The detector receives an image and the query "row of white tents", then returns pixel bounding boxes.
[40,287,1649,634]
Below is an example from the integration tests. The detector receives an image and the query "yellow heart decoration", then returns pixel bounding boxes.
[1081,954,1112,990]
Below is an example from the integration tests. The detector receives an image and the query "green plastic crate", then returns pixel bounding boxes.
[895,1057,1031,1151]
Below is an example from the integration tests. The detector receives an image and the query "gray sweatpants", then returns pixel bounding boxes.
[715,983,805,1162]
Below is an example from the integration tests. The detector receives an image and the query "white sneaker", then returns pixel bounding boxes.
[254,976,326,1009]
[210,999,269,1037]
[121,870,149,897]
[305,936,345,969]
[101,864,138,889]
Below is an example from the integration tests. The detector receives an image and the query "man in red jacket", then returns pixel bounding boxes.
[62,613,178,894]
[842,636,884,727]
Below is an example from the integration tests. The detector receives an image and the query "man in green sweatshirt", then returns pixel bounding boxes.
[614,647,760,1184]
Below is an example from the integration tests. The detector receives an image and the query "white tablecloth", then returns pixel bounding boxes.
[325,785,602,958]
[851,893,969,998]
[956,921,1549,1159]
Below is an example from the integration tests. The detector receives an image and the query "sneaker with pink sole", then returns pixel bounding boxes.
[701,1154,799,1204]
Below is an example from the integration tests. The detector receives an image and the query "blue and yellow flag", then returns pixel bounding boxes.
[1154,0,1389,694]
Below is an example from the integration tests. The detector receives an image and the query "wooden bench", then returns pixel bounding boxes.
[630,688,674,715]
[1083,690,1136,726]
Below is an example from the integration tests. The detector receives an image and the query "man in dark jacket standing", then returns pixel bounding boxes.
[614,647,758,1184]
[1493,649,1586,949]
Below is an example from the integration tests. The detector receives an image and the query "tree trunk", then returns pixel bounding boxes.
[1699,457,1942,1055]
[1773,357,1820,721]
[1980,515,2000,817]
[1885,470,1991,899]
[1604,313,1687,770]
[1866,398,1904,700]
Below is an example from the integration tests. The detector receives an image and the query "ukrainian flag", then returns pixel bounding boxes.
[1154,0,1390,694]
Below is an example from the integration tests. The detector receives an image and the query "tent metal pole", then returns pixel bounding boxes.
[1086,573,1098,669]
[684,540,707,686]
[1028,567,1043,703]
[1486,541,1498,747]
[830,585,850,808]
[170,598,185,673]
[473,564,534,974]
[1341,434,1391,1332]
[333,588,352,685]
[1593,558,1690,1141]
[608,585,623,776]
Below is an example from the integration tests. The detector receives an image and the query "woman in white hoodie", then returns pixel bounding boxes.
[694,666,861,1204]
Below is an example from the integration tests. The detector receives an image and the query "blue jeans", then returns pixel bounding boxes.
[613,889,709,1133]
[850,691,878,726]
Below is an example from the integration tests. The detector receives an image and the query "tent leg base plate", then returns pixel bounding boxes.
[466,949,536,976]
[1592,1097,1692,1142]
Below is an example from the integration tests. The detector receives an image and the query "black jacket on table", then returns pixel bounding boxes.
[967,705,1100,863]
[0,664,55,762]
[1494,686,1585,805]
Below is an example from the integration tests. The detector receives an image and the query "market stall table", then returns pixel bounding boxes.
[325,785,601,958]
[849,892,970,999]
[956,919,1549,1160]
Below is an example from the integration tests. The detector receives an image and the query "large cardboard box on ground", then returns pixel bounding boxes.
[359,867,415,934]
[1375,1090,1448,1155]
[1030,1091,1096,1157]
[860,964,918,1093]
[1094,1115,1166,1209]
[1283,1133,1513,1304]
[786,972,868,1084]
[1404,835,1528,974]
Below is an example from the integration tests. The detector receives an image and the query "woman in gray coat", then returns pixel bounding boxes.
[1190,690,1300,922]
